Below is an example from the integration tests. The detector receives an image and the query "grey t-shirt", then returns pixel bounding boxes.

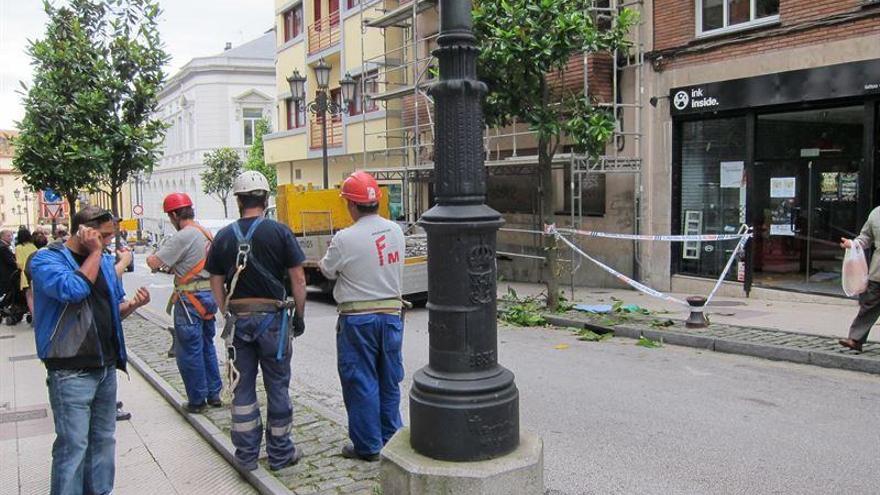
[155,225,211,281]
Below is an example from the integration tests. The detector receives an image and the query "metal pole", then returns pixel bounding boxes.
[320,91,330,189]
[410,0,520,462]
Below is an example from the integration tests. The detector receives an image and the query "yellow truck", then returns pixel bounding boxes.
[271,183,428,297]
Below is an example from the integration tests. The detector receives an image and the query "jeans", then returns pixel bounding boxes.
[337,313,404,455]
[173,291,222,406]
[47,366,117,495]
[230,313,295,470]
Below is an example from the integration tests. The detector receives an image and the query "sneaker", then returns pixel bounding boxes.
[207,397,223,408]
[269,448,304,471]
[185,402,207,414]
[116,409,132,421]
[340,443,379,462]
[116,401,124,409]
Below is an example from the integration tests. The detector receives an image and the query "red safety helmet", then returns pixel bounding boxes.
[340,171,382,205]
[163,192,193,213]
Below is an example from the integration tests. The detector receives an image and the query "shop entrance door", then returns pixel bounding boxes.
[753,106,864,295]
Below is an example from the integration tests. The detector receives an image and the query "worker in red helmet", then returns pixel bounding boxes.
[146,193,222,413]
[319,171,406,462]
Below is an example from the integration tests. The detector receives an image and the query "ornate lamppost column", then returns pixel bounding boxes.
[409,0,519,461]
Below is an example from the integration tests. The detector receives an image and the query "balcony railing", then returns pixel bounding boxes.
[310,116,343,149]
[308,10,341,55]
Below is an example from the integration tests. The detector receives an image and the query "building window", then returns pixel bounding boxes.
[295,169,302,180]
[243,108,262,145]
[698,0,779,36]
[347,0,361,8]
[282,4,304,42]
[349,71,379,116]
[286,98,306,129]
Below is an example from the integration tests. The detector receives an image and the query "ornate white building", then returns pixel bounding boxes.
[142,31,276,235]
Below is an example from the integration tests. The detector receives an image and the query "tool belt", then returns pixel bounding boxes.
[228,298,294,315]
[166,279,215,320]
[337,298,410,315]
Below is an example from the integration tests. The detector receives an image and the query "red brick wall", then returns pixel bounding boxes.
[545,52,614,103]
[653,0,880,68]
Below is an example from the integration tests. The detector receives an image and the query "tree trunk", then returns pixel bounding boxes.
[65,192,78,231]
[222,194,228,218]
[538,79,559,310]
[110,183,121,253]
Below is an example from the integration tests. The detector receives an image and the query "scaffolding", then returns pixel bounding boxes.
[359,0,646,285]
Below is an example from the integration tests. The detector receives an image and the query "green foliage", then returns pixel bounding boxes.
[244,119,277,195]
[574,328,613,342]
[499,287,547,327]
[636,335,662,348]
[201,147,243,218]
[13,0,169,221]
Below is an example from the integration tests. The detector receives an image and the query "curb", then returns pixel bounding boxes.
[544,314,880,375]
[129,310,293,495]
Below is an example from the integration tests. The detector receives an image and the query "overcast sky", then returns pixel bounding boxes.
[0,0,275,130]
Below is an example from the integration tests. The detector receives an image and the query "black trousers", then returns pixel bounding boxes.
[848,281,880,344]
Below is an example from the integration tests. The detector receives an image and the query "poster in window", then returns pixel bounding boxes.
[770,177,796,198]
[770,198,795,236]
[839,172,858,202]
[820,172,839,202]
[720,161,744,188]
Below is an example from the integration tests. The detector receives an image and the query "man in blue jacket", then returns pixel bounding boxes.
[31,206,151,495]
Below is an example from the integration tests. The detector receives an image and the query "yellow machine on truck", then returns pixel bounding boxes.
[272,183,428,297]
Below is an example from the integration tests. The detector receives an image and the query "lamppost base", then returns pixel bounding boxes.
[381,428,544,495]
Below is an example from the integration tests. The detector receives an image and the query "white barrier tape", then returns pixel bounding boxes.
[555,233,689,307]
[704,233,750,307]
[557,227,750,242]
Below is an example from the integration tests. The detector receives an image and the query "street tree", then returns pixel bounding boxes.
[244,119,277,196]
[473,0,636,309]
[13,0,110,221]
[201,147,243,218]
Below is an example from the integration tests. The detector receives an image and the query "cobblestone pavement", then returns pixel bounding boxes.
[124,315,379,495]
[545,309,880,374]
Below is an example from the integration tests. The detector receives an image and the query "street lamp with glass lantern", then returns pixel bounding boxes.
[13,188,31,229]
[287,59,357,189]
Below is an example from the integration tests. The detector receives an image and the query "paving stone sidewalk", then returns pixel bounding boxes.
[123,315,379,495]
[544,310,880,375]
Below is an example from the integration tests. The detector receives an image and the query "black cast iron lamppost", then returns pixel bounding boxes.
[13,189,31,229]
[288,58,357,189]
[409,0,520,461]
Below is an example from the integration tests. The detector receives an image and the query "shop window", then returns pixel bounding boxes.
[286,98,306,129]
[698,0,779,36]
[243,108,262,145]
[677,117,747,279]
[282,4,304,42]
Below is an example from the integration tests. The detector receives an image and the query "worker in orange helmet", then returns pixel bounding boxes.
[319,171,406,462]
[147,193,222,413]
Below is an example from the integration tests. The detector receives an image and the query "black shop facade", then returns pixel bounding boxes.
[670,58,880,296]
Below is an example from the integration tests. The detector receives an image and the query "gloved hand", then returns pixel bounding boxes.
[292,313,305,337]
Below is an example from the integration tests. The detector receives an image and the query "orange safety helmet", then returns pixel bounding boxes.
[163,192,193,213]
[340,171,382,205]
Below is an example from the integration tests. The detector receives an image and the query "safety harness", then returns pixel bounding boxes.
[166,224,214,323]
[220,217,296,401]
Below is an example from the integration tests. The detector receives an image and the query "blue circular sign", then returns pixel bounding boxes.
[43,189,61,203]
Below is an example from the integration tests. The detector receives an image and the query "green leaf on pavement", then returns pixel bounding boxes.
[637,336,662,348]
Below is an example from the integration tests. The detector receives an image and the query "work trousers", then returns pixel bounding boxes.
[848,280,880,344]
[337,313,404,456]
[230,313,295,470]
[173,291,222,407]
[47,366,117,495]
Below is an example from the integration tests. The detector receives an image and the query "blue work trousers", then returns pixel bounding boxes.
[47,366,117,495]
[337,313,404,456]
[230,313,295,470]
[173,290,222,407]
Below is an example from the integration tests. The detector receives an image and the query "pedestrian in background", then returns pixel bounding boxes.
[319,171,406,462]
[207,171,307,472]
[24,230,48,317]
[841,208,880,352]
[147,192,222,413]
[31,206,151,495]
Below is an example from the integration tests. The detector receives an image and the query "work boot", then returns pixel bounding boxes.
[269,448,304,471]
[838,338,863,352]
[208,396,223,408]
[340,443,379,462]
[185,402,207,414]
[116,402,131,421]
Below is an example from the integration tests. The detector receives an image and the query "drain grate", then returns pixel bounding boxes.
[0,335,13,340]
[8,354,38,362]
[0,409,48,424]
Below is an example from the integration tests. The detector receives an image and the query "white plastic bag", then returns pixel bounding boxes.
[842,240,869,297]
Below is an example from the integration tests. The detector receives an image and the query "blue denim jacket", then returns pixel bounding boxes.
[31,243,127,371]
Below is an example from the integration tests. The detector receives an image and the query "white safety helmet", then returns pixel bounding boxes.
[233,170,270,196]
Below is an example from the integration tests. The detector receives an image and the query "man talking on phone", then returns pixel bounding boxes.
[31,206,151,495]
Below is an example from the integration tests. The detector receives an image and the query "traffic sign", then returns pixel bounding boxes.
[43,189,61,203]
[46,203,64,219]
[132,204,144,217]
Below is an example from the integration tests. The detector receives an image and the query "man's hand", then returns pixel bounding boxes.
[292,313,305,337]
[129,287,151,309]
[118,247,133,268]
[78,226,104,254]
[841,238,854,249]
